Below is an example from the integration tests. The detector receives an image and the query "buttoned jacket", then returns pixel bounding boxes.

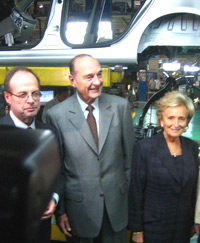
[46,93,134,237]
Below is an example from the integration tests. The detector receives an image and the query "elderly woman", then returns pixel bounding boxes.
[128,91,199,243]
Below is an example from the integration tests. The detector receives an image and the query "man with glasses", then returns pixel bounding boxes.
[0,66,59,243]
[1,66,42,126]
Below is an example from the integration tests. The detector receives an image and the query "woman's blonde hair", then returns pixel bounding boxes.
[156,91,194,125]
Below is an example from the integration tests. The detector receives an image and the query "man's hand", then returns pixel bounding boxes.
[132,231,144,243]
[41,198,56,220]
[56,213,72,237]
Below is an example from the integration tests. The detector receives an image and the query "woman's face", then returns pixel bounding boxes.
[160,105,188,139]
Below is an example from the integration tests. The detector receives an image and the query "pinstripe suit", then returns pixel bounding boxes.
[128,132,199,243]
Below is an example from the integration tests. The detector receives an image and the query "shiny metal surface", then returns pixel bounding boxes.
[0,0,200,65]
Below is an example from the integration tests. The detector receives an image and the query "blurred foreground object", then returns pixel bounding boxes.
[0,126,61,243]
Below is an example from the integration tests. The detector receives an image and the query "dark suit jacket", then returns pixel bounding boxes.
[128,132,199,243]
[0,113,48,129]
[0,113,62,194]
[46,93,135,237]
[0,113,61,243]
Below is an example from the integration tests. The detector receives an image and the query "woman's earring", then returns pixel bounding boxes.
[161,124,164,128]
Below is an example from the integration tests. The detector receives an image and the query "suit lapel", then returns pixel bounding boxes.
[181,137,193,187]
[157,133,182,186]
[157,133,193,188]
[68,95,98,154]
[98,95,113,154]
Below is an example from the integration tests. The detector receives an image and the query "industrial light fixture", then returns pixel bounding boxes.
[184,65,200,72]
[185,75,195,78]
[162,62,181,71]
[110,65,128,71]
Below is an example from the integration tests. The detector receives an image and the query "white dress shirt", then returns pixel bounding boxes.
[76,92,100,135]
[10,110,36,129]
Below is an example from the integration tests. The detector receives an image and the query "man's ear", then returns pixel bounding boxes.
[69,74,76,88]
[4,91,11,105]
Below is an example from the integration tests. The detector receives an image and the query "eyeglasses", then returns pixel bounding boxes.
[7,91,42,101]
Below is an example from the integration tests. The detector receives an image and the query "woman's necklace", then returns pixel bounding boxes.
[166,138,181,157]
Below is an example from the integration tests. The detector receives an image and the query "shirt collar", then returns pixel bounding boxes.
[76,92,99,112]
[9,110,36,129]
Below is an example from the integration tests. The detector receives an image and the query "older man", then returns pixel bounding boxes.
[0,67,60,243]
[46,54,134,243]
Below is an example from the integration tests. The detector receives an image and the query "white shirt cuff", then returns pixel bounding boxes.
[52,193,59,206]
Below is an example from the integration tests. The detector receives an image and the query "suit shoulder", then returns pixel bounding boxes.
[48,95,74,114]
[181,135,198,148]
[136,132,161,149]
[101,93,128,105]
[0,116,7,124]
[36,119,53,129]
[0,115,13,125]
[35,120,57,135]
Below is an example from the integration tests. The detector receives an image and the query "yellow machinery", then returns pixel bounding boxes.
[0,66,111,87]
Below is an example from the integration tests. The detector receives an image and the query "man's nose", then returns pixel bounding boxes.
[93,75,101,85]
[26,94,35,103]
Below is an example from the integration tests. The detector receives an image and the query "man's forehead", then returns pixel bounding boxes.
[10,71,38,85]
[75,56,100,68]
[9,73,39,93]
[13,70,37,78]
